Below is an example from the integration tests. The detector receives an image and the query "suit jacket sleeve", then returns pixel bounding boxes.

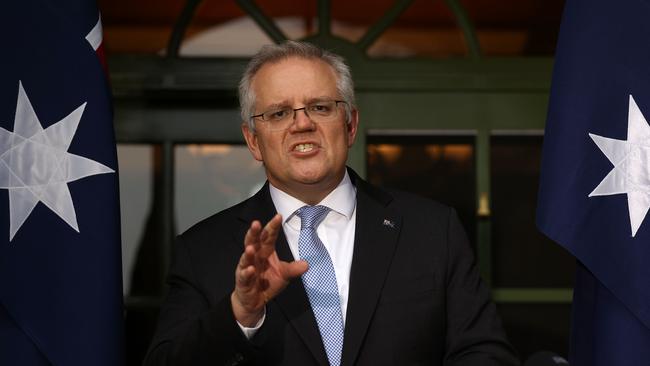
[443,208,519,365]
[142,233,258,366]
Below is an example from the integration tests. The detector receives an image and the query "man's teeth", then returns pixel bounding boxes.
[295,143,314,152]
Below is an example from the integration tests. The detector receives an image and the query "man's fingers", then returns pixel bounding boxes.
[238,243,256,269]
[237,244,259,289]
[259,214,282,256]
[236,215,288,304]
[262,214,282,241]
[244,220,263,249]
[237,264,256,288]
[282,260,309,279]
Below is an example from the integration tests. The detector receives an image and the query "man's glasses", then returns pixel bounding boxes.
[250,100,348,131]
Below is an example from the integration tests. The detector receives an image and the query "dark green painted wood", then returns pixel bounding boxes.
[444,0,482,59]
[161,142,175,291]
[356,0,416,51]
[109,56,553,96]
[235,0,288,43]
[166,0,203,58]
[318,0,331,36]
[476,129,491,284]
[493,288,573,303]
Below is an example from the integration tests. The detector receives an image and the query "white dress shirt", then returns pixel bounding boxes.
[270,171,357,323]
[238,171,357,337]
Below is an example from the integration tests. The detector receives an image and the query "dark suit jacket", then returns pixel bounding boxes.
[144,170,519,366]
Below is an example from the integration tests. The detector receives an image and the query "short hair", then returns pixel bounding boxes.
[238,41,356,131]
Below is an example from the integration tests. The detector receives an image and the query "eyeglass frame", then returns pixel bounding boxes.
[249,100,350,131]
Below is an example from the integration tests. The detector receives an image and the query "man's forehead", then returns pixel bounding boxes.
[251,57,339,105]
[253,57,336,83]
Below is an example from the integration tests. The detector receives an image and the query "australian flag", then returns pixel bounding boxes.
[537,0,650,364]
[0,1,124,365]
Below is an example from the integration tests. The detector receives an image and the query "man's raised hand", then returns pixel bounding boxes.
[231,214,308,327]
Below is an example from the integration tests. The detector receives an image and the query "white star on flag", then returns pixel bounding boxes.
[589,95,650,237]
[0,81,114,241]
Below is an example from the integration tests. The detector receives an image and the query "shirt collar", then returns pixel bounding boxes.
[269,170,356,223]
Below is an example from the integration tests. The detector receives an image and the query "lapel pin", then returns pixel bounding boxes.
[382,219,395,228]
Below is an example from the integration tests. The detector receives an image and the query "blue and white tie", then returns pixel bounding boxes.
[296,205,344,366]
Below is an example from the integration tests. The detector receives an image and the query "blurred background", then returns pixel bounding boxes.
[100,0,573,364]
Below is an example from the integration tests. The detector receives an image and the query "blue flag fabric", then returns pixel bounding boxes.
[537,0,650,364]
[0,1,124,365]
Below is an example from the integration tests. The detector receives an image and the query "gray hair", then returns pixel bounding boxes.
[238,41,356,131]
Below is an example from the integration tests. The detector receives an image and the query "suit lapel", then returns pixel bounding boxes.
[341,175,402,366]
[239,184,329,366]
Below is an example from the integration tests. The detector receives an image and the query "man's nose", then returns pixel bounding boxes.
[292,107,315,130]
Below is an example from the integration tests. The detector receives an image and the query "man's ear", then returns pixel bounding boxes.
[242,122,263,162]
[346,108,359,148]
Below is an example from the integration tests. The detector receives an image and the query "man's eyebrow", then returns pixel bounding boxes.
[262,101,291,110]
[306,96,338,104]
[261,97,338,110]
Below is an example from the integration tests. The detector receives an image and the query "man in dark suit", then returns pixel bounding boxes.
[144,41,519,366]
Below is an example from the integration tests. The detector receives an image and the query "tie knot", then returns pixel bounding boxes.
[296,205,330,229]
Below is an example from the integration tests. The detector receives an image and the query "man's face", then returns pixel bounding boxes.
[242,57,358,203]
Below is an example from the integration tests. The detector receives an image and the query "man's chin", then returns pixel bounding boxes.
[294,170,346,191]
[294,175,326,186]
[287,165,326,182]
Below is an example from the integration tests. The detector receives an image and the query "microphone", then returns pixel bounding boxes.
[524,351,569,366]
